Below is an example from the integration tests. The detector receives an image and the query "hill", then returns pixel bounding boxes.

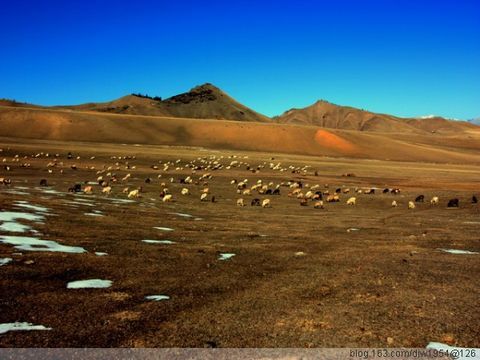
[1,106,480,164]
[60,83,270,122]
[275,100,476,134]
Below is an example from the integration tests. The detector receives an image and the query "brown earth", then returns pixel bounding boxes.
[0,139,479,347]
[1,105,480,165]
[275,100,477,134]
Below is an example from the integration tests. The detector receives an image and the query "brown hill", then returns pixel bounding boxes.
[1,106,480,164]
[59,83,270,122]
[275,100,476,134]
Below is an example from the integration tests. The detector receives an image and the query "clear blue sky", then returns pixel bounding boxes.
[1,0,479,119]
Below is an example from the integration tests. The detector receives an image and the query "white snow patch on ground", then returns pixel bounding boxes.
[0,322,52,334]
[145,295,170,301]
[218,253,236,261]
[67,279,112,289]
[154,226,174,231]
[0,235,87,253]
[438,248,479,255]
[142,240,175,244]
[0,257,13,266]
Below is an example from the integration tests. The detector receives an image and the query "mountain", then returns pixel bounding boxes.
[467,117,480,126]
[274,100,477,133]
[59,83,270,122]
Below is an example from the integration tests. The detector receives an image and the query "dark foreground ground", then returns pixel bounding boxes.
[0,138,479,347]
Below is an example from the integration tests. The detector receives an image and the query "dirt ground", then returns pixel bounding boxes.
[0,138,479,347]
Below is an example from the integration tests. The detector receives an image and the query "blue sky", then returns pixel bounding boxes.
[1,0,479,119]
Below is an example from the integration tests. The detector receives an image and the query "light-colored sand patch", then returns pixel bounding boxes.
[314,129,356,153]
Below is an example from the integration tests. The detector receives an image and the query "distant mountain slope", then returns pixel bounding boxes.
[275,100,476,133]
[59,83,270,122]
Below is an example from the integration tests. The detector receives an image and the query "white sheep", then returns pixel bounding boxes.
[128,189,140,198]
[261,199,271,208]
[408,201,416,209]
[163,194,173,202]
[102,186,112,195]
[237,198,245,207]
[200,193,208,201]
[314,201,324,209]
[391,200,398,207]
[430,196,439,205]
[346,197,356,205]
[181,188,189,196]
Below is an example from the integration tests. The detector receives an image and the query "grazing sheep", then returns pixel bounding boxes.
[383,188,390,193]
[68,184,82,193]
[472,195,478,204]
[102,186,112,195]
[261,199,271,208]
[39,179,48,186]
[415,195,425,203]
[364,188,375,195]
[236,198,245,207]
[272,188,281,195]
[122,187,129,194]
[408,201,416,209]
[447,198,459,208]
[200,193,208,201]
[391,188,401,195]
[391,200,398,207]
[251,198,261,206]
[326,194,340,203]
[346,197,356,206]
[162,194,173,202]
[300,198,308,206]
[181,188,190,196]
[313,201,324,209]
[83,186,93,194]
[430,196,439,205]
[128,189,140,198]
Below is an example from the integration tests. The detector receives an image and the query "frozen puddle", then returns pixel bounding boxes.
[218,253,236,261]
[67,279,112,289]
[0,257,12,266]
[0,235,86,253]
[95,252,108,256]
[426,342,477,360]
[438,248,479,255]
[154,227,174,231]
[145,295,170,301]
[14,201,49,213]
[142,240,176,244]
[0,322,52,335]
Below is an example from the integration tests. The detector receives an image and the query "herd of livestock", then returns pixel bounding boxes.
[1,150,478,211]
